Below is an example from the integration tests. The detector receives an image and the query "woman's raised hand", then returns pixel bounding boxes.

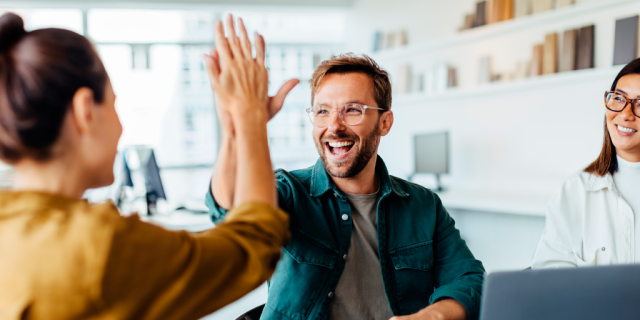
[203,15,299,126]
[203,15,270,124]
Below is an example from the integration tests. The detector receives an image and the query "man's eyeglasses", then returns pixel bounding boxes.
[605,91,640,118]
[305,103,385,128]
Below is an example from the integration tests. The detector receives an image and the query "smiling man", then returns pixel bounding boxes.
[207,53,485,320]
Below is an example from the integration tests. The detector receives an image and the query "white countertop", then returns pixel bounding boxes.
[434,188,549,217]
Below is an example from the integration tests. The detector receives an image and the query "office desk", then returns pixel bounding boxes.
[141,210,214,232]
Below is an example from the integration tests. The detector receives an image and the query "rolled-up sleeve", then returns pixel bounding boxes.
[429,194,486,320]
[205,187,229,224]
[101,202,290,320]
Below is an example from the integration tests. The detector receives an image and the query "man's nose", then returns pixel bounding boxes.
[326,109,346,132]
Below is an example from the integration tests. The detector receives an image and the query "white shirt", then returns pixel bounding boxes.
[532,170,635,268]
[613,156,640,262]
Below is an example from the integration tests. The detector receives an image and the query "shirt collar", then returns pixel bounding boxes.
[309,155,409,198]
[586,172,620,197]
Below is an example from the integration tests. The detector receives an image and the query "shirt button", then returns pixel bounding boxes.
[343,254,348,261]
[342,214,349,221]
[328,292,334,298]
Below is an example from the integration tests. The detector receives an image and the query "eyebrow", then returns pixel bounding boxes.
[615,89,640,99]
[314,100,369,107]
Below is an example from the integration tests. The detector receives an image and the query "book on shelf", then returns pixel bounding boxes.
[560,29,578,72]
[501,0,514,21]
[514,60,530,79]
[613,16,639,66]
[576,25,595,70]
[542,33,558,75]
[474,1,487,27]
[393,30,408,48]
[530,44,544,77]
[434,63,449,93]
[514,0,530,18]
[448,67,458,88]
[531,0,553,14]
[557,0,575,8]
[490,0,501,23]
[479,56,492,84]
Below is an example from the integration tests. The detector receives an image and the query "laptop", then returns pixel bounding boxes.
[480,264,640,320]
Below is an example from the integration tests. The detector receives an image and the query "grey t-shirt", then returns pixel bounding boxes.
[327,189,394,320]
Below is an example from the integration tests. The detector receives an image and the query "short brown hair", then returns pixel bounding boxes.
[310,53,391,111]
[585,57,640,176]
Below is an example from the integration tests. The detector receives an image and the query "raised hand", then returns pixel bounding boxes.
[203,15,269,123]
[203,17,298,124]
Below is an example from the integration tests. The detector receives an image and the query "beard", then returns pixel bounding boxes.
[314,122,380,179]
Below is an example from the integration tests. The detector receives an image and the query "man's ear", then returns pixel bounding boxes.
[71,87,95,135]
[378,110,394,137]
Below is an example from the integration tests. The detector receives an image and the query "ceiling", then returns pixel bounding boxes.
[4,0,352,8]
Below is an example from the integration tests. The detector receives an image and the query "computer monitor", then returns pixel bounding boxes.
[135,147,166,215]
[413,132,449,191]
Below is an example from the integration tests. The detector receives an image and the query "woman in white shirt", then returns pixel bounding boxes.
[532,58,640,268]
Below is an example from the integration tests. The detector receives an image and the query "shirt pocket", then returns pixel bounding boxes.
[575,246,609,267]
[266,228,337,320]
[389,240,434,315]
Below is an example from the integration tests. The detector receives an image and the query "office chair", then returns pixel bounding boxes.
[234,304,265,320]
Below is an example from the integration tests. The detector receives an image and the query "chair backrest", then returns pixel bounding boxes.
[234,304,265,320]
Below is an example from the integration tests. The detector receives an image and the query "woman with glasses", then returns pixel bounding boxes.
[0,13,293,319]
[532,58,640,268]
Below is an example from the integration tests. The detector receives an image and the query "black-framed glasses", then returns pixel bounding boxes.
[305,103,385,128]
[605,91,640,118]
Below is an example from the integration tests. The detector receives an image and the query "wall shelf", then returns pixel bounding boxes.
[371,0,635,63]
[392,65,622,107]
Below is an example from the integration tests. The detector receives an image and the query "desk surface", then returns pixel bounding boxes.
[141,210,214,232]
[435,188,549,217]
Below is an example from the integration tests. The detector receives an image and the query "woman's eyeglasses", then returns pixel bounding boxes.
[604,91,640,118]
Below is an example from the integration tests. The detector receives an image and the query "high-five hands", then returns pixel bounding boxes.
[203,15,299,132]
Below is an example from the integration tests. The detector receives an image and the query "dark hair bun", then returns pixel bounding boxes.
[0,13,26,52]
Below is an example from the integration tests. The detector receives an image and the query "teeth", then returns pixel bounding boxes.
[617,125,637,133]
[328,141,354,148]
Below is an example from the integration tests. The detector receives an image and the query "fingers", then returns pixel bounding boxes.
[225,14,245,60]
[255,32,266,67]
[268,79,300,118]
[214,20,232,62]
[202,50,221,86]
[237,18,253,59]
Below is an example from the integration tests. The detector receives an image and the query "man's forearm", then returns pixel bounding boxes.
[390,299,467,320]
[211,131,236,210]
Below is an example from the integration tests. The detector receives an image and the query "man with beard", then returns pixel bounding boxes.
[207,53,485,320]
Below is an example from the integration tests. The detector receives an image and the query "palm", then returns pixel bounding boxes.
[267,78,300,120]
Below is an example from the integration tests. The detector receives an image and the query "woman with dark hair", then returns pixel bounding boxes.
[0,12,294,319]
[532,58,640,268]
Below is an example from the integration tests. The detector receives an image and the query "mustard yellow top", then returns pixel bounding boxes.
[0,191,290,320]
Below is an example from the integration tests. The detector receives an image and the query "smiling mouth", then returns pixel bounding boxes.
[617,124,638,133]
[326,140,355,156]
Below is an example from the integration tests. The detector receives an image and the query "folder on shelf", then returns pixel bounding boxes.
[463,13,475,30]
[532,0,553,14]
[475,1,487,27]
[372,31,383,52]
[560,29,578,72]
[396,64,412,94]
[557,0,575,8]
[530,44,543,77]
[514,0,530,18]
[613,16,639,66]
[543,33,558,75]
[448,67,457,88]
[576,25,595,70]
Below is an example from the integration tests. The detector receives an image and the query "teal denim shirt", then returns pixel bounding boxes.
[206,156,485,320]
